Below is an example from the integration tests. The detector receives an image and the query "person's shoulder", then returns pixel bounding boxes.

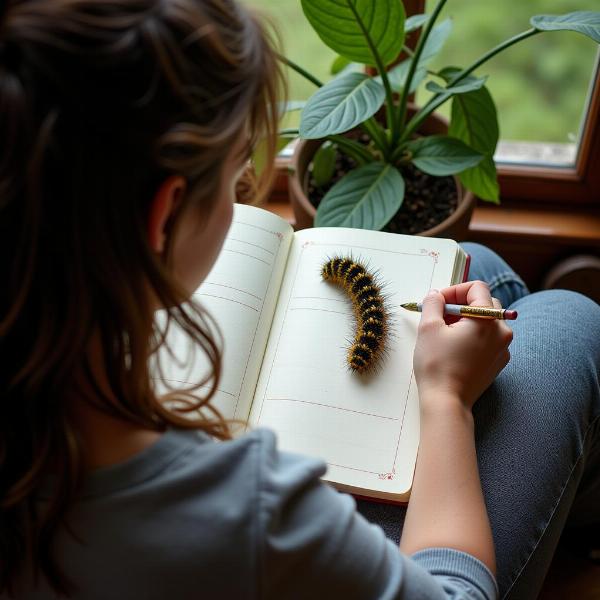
[168,425,311,459]
[156,426,327,494]
[178,426,331,520]
[249,427,328,499]
[190,426,328,489]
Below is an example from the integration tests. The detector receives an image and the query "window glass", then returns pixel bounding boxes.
[420,0,599,167]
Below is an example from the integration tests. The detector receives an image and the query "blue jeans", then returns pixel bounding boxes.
[355,242,600,599]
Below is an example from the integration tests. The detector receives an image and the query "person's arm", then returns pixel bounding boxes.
[399,282,513,576]
[400,399,496,573]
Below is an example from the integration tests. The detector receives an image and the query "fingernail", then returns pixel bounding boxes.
[427,288,438,296]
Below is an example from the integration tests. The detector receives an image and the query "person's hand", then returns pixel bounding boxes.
[412,281,513,413]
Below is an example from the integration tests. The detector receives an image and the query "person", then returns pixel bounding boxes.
[0,1,598,599]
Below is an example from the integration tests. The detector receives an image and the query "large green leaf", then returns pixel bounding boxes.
[405,14,428,33]
[299,72,385,139]
[459,156,499,204]
[425,76,487,96]
[448,83,500,202]
[531,11,600,43]
[449,86,499,154]
[407,136,483,176]
[437,67,482,86]
[312,142,337,187]
[419,18,453,67]
[301,0,406,66]
[315,162,405,230]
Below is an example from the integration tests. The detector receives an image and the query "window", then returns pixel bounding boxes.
[421,0,599,171]
[243,0,600,206]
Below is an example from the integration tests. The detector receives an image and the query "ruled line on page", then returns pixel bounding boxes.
[234,219,283,237]
[226,237,275,255]
[288,307,349,316]
[195,293,259,312]
[292,296,348,303]
[222,248,271,266]
[200,281,263,302]
[264,397,400,421]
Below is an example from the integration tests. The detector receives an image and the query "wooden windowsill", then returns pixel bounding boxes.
[262,192,600,248]
[470,203,600,247]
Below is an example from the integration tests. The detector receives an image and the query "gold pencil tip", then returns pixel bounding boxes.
[401,302,418,311]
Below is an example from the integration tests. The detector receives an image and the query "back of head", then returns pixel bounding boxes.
[0,0,283,594]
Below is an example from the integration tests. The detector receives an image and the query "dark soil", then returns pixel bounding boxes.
[306,139,458,235]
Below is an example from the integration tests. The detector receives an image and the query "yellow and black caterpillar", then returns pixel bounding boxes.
[321,255,389,375]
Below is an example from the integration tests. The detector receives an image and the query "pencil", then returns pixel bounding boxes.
[400,302,518,320]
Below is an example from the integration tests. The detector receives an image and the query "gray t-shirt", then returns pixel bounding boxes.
[13,428,498,599]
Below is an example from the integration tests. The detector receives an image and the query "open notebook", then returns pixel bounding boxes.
[153,202,469,503]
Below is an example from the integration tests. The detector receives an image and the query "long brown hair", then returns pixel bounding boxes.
[0,0,284,595]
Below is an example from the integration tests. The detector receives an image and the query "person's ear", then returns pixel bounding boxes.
[147,175,186,253]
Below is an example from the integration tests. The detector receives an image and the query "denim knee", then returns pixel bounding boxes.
[512,288,600,423]
[460,242,529,306]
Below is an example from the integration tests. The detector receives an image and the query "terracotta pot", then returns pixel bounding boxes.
[288,105,476,240]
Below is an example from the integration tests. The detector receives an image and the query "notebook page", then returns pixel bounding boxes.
[152,203,293,424]
[249,227,460,496]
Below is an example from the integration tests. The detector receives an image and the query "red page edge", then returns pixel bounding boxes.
[462,253,471,283]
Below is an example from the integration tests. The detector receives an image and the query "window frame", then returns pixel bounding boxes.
[496,66,600,205]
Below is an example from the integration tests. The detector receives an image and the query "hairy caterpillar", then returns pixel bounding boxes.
[321,255,390,375]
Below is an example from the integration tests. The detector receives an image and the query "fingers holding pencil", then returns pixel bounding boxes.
[401,281,518,321]
[401,302,518,321]
[439,280,494,307]
[413,282,514,410]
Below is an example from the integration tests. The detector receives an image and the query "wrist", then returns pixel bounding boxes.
[418,389,473,422]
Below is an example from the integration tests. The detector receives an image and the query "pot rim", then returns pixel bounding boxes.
[290,136,475,237]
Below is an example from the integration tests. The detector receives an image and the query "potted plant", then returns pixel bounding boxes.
[278,1,600,238]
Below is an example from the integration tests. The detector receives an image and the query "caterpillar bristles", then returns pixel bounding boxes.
[321,253,392,375]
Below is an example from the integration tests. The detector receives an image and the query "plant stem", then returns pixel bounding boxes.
[390,142,410,164]
[345,1,395,152]
[327,135,374,164]
[400,28,540,143]
[361,117,389,158]
[397,0,447,136]
[277,54,323,88]
[278,129,300,136]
